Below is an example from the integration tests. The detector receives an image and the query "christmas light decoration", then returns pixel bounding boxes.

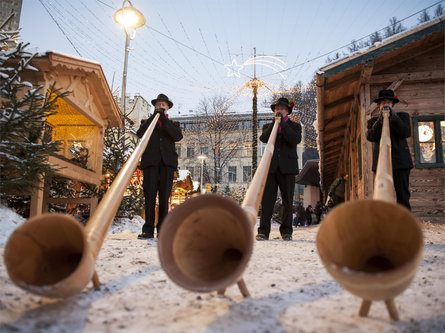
[224,56,287,80]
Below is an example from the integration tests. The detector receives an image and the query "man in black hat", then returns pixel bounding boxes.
[136,94,183,239]
[256,97,302,241]
[366,89,413,210]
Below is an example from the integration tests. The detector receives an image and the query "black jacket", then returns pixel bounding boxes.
[136,113,183,169]
[260,117,302,175]
[366,111,413,171]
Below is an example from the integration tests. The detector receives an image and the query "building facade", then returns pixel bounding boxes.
[170,111,306,200]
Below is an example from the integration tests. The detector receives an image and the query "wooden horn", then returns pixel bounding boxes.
[158,117,281,296]
[3,114,160,298]
[316,109,423,320]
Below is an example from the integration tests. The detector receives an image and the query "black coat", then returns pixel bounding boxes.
[260,117,302,175]
[136,113,183,169]
[366,111,413,171]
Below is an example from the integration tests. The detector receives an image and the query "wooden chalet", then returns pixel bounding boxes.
[21,51,122,217]
[316,17,444,223]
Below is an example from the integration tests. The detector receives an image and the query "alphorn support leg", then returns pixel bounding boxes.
[359,299,400,321]
[92,270,100,287]
[385,299,399,321]
[237,278,250,298]
[216,278,250,298]
[359,299,372,317]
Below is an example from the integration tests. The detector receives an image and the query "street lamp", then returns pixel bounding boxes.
[197,155,207,194]
[114,1,146,146]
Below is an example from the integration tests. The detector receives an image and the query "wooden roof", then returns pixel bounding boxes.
[295,160,320,186]
[30,51,122,127]
[316,18,444,191]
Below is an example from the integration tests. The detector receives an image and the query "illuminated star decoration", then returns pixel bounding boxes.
[224,59,244,78]
[224,56,287,80]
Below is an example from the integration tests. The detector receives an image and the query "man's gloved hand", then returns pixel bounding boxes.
[154,108,165,117]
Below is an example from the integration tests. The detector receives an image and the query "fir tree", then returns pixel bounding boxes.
[0,38,67,196]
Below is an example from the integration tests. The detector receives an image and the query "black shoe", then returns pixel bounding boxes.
[256,234,268,241]
[282,234,292,241]
[138,232,154,239]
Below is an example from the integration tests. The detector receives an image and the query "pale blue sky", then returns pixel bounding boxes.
[19,0,442,115]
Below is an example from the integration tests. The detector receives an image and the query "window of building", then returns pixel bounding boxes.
[187,146,195,158]
[413,115,445,168]
[244,142,252,157]
[259,120,268,128]
[201,146,209,156]
[228,166,237,182]
[260,142,266,156]
[243,166,252,182]
[229,143,238,157]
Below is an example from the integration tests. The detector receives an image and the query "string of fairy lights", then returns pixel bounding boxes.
[33,0,443,144]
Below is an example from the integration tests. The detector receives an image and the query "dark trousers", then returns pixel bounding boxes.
[393,168,411,210]
[258,172,295,237]
[142,164,175,235]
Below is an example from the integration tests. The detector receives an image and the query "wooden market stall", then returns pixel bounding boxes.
[316,17,444,223]
[21,51,122,217]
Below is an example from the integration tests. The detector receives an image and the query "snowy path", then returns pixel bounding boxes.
[1,222,444,332]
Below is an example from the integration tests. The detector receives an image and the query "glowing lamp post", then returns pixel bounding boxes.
[114,1,145,146]
[197,155,208,194]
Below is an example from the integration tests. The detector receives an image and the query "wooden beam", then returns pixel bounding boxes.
[324,72,360,91]
[324,95,355,110]
[370,70,444,84]
[359,60,374,86]
[372,39,444,74]
[324,112,350,127]
[324,126,346,137]
[324,134,345,149]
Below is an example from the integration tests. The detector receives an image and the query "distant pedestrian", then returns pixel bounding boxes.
[328,173,348,207]
[315,201,323,224]
[294,202,305,227]
[305,205,313,226]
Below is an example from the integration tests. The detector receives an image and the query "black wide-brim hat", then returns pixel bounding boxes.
[151,93,173,108]
[373,89,399,104]
[270,97,294,114]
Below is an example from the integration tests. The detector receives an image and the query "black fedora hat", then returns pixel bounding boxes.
[151,93,173,108]
[270,97,294,114]
[373,89,399,104]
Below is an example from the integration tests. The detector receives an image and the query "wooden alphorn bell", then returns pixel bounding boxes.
[316,109,423,320]
[3,114,160,298]
[158,116,281,297]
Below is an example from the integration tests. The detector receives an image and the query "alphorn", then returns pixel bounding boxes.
[158,116,281,297]
[316,109,423,320]
[4,114,160,298]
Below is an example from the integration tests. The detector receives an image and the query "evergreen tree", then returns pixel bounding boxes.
[100,127,143,217]
[0,39,67,196]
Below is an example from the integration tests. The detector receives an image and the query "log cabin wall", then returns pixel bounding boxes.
[366,45,444,223]
[318,18,444,223]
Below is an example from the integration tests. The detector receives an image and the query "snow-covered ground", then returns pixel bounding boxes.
[0,204,444,332]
